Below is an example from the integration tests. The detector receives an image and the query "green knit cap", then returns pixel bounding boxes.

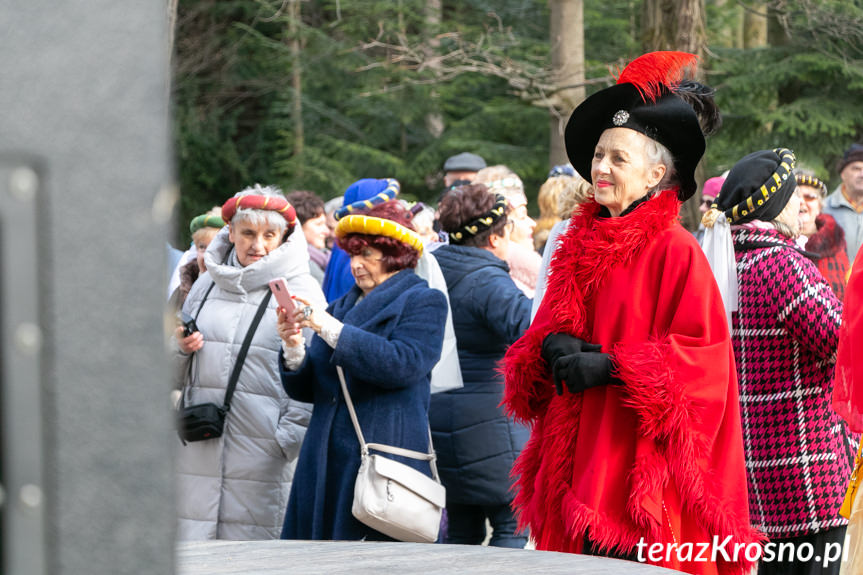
[189,213,225,235]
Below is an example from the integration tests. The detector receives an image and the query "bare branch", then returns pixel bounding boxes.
[355,26,614,110]
[258,0,291,22]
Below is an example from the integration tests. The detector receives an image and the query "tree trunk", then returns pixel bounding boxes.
[768,4,797,108]
[642,0,706,231]
[743,0,768,48]
[289,0,304,176]
[767,2,789,47]
[548,0,585,167]
[714,0,743,48]
[424,0,445,139]
[642,0,705,58]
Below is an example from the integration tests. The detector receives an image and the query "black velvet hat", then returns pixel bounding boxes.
[564,52,706,201]
[714,148,797,224]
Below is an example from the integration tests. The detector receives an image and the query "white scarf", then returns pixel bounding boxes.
[701,217,738,330]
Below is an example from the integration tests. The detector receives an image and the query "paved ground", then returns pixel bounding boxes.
[177,541,681,574]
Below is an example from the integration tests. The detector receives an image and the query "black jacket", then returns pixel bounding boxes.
[429,244,532,505]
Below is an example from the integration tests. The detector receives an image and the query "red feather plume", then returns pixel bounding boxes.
[615,51,698,103]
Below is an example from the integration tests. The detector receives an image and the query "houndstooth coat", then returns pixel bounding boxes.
[731,225,856,539]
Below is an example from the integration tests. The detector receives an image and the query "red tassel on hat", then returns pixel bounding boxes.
[615,51,698,103]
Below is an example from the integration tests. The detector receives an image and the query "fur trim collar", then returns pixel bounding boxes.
[806,213,846,259]
[545,190,681,335]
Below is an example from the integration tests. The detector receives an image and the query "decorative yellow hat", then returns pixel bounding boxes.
[335,215,424,257]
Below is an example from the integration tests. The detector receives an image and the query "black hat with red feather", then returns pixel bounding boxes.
[564,52,709,201]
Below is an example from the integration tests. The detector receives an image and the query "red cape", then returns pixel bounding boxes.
[834,249,863,432]
[503,191,761,574]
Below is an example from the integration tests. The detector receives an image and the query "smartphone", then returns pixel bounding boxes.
[268,278,296,312]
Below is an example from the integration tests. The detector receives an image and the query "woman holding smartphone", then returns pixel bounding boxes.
[277,200,448,541]
[173,184,325,540]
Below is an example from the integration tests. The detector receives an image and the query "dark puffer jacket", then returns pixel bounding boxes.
[429,244,532,505]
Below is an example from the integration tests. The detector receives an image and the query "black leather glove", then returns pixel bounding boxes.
[541,333,597,367]
[551,349,615,395]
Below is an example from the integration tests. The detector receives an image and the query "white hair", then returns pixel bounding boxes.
[475,165,527,206]
[644,138,677,193]
[230,183,288,232]
[411,205,435,232]
[324,196,343,215]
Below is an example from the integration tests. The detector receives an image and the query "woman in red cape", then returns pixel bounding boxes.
[836,250,863,575]
[502,52,761,575]
[834,250,863,433]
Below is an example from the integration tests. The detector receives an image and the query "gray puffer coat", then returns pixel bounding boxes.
[175,226,325,540]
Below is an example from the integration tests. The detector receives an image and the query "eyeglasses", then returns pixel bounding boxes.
[485,177,523,192]
[700,198,715,207]
[799,193,821,202]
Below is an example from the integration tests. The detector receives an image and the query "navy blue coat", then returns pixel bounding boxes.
[280,269,447,540]
[429,244,532,505]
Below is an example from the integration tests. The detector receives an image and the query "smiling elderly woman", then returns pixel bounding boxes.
[795,170,851,299]
[502,52,760,574]
[277,200,448,541]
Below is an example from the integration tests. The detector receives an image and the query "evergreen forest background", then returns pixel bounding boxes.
[171,0,863,241]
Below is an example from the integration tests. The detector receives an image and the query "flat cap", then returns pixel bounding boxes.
[838,143,863,174]
[443,152,487,173]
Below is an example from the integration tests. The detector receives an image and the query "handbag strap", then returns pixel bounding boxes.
[193,244,234,320]
[336,366,440,480]
[222,290,273,411]
[193,281,217,322]
[180,280,217,411]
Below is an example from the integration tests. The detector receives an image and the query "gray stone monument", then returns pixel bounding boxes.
[0,2,175,574]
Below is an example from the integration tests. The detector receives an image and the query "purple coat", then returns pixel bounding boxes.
[731,226,856,539]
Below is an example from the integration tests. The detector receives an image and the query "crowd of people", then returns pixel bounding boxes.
[168,50,863,575]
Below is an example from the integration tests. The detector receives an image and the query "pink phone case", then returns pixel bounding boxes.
[268,278,296,312]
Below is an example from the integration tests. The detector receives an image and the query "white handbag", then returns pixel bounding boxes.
[337,366,446,543]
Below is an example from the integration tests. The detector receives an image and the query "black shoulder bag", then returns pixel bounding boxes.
[178,289,273,443]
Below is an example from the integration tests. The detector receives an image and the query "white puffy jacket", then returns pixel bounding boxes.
[175,226,325,540]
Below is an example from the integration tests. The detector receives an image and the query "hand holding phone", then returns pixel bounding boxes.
[180,311,198,337]
[175,313,204,354]
[268,278,296,312]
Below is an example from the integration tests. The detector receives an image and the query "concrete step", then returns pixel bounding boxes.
[177,540,680,574]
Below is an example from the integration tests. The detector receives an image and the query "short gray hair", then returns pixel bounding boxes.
[644,138,677,193]
[475,165,527,207]
[230,184,288,233]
